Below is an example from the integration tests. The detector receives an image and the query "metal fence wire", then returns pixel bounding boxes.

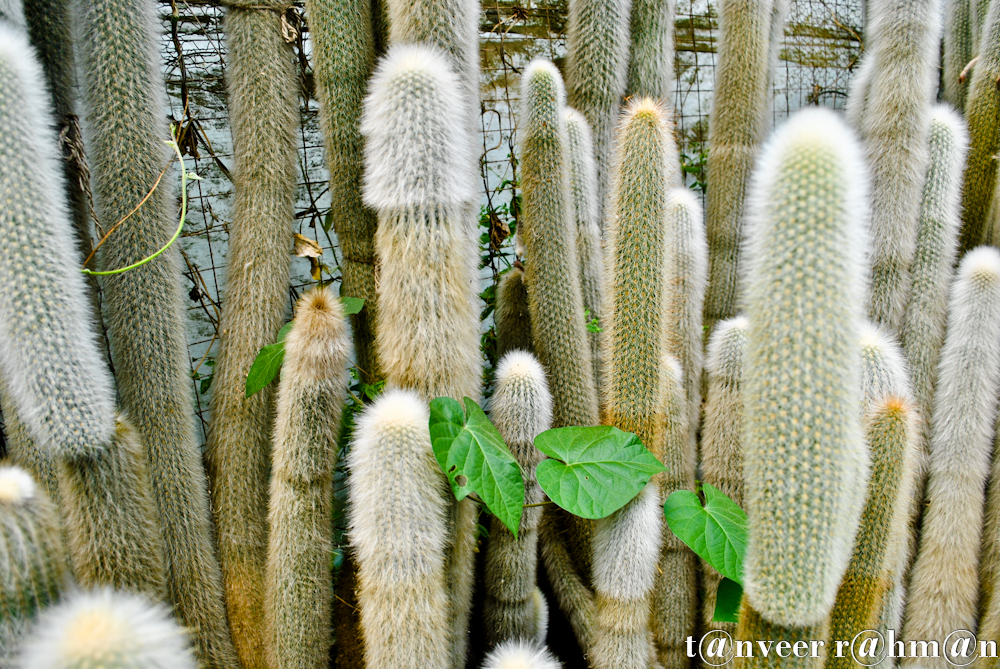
[157,0,863,444]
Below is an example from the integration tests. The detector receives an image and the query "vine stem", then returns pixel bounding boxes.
[82,132,198,276]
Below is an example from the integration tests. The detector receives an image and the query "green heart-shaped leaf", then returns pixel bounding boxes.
[714,577,743,623]
[428,397,524,536]
[245,321,295,398]
[341,296,365,315]
[663,483,747,584]
[534,426,667,519]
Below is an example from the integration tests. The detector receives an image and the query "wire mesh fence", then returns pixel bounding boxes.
[156,0,863,443]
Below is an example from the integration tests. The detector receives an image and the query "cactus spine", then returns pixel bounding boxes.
[307,0,380,383]
[665,187,708,458]
[348,389,452,669]
[944,0,974,110]
[481,640,563,669]
[14,588,198,669]
[625,0,675,101]
[0,23,114,462]
[901,106,968,465]
[857,0,940,333]
[702,0,778,332]
[902,247,1000,667]
[57,416,166,599]
[206,1,300,665]
[598,98,679,669]
[264,288,351,669]
[484,351,553,647]
[698,316,748,639]
[742,108,870,627]
[564,108,606,390]
[496,264,534,358]
[960,0,1000,251]
[566,0,632,229]
[0,466,67,665]
[827,396,918,669]
[361,44,482,668]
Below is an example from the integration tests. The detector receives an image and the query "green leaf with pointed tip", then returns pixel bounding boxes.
[663,483,748,585]
[714,577,743,623]
[245,321,295,397]
[341,296,365,315]
[428,397,524,536]
[534,426,667,519]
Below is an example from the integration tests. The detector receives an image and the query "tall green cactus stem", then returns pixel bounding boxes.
[538,510,596,651]
[566,0,632,229]
[762,0,790,132]
[859,323,911,411]
[76,0,238,662]
[827,397,918,669]
[742,108,870,626]
[264,288,351,669]
[960,0,1000,251]
[0,24,114,461]
[591,484,663,669]
[626,0,675,100]
[481,640,562,669]
[1,382,57,504]
[484,351,553,647]
[702,0,777,333]
[665,187,708,456]
[361,44,481,668]
[699,316,748,639]
[205,2,300,666]
[57,416,165,600]
[844,53,873,132]
[0,466,67,665]
[307,0,380,383]
[901,247,1000,668]
[496,264,534,358]
[974,0,993,54]
[520,59,598,429]
[599,98,679,669]
[732,605,828,669]
[651,358,698,669]
[901,106,968,465]
[15,588,198,669]
[858,0,940,332]
[564,108,606,390]
[385,0,480,167]
[944,0,974,109]
[977,370,1000,618]
[348,389,451,669]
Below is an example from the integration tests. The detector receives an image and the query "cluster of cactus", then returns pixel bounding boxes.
[9,0,1000,666]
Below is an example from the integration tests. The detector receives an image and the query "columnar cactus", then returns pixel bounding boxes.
[15,588,198,669]
[625,0,675,101]
[901,106,968,464]
[361,44,482,669]
[75,0,237,662]
[496,264,534,358]
[0,466,67,665]
[857,0,940,332]
[960,0,1000,251]
[538,510,596,651]
[0,380,57,504]
[599,98,683,669]
[481,640,563,669]
[564,108,606,390]
[348,388,451,669]
[974,0,993,54]
[698,316,748,637]
[733,606,828,669]
[307,0,380,383]
[702,0,778,333]
[902,247,1000,667]
[565,0,632,229]
[484,351,553,647]
[665,187,708,455]
[591,484,663,669]
[741,108,870,627]
[944,0,974,109]
[827,396,918,669]
[264,289,352,669]
[651,358,698,669]
[58,416,166,600]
